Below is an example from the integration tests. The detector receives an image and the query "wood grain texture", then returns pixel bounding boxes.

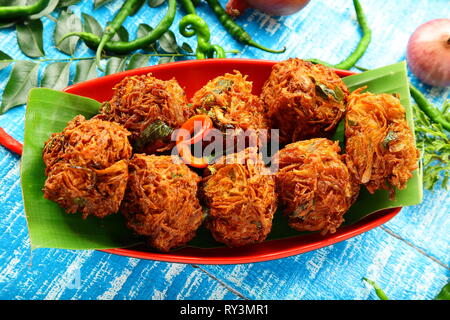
[0,0,449,300]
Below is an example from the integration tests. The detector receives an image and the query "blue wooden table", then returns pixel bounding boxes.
[0,0,448,300]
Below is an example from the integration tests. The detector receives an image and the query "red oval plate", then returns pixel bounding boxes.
[63,59,401,265]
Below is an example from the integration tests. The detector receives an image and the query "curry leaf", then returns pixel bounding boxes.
[130,0,146,15]
[54,10,82,55]
[0,61,39,114]
[157,56,175,64]
[436,283,450,300]
[82,13,102,37]
[134,120,173,150]
[41,62,71,90]
[94,0,114,9]
[28,0,59,20]
[149,0,166,8]
[105,57,128,75]
[181,42,194,53]
[137,23,157,52]
[127,53,149,70]
[111,25,129,42]
[73,60,98,83]
[57,0,82,7]
[159,30,178,53]
[16,19,45,58]
[0,50,12,70]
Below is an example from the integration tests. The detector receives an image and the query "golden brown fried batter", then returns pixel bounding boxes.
[273,138,359,235]
[345,89,419,198]
[192,71,269,133]
[121,154,203,252]
[96,73,192,154]
[43,115,132,218]
[202,148,277,247]
[261,58,349,144]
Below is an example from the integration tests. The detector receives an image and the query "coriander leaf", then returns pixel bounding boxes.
[41,62,71,90]
[16,19,45,58]
[0,50,12,70]
[127,53,149,70]
[54,10,82,55]
[105,57,128,75]
[74,60,98,83]
[1,61,39,114]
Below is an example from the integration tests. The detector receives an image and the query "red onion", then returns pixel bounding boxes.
[226,0,310,17]
[407,19,450,87]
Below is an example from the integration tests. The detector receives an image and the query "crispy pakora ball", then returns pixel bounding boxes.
[345,89,419,199]
[43,115,132,218]
[201,148,277,247]
[273,138,359,234]
[261,58,349,144]
[96,73,192,154]
[121,154,203,252]
[192,71,270,133]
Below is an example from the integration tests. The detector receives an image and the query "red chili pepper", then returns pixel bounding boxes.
[0,127,23,156]
[175,115,213,168]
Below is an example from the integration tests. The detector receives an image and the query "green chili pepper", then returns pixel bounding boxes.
[0,0,50,20]
[179,0,197,15]
[58,0,176,55]
[410,84,450,132]
[95,0,142,70]
[309,0,371,70]
[363,278,390,300]
[205,0,286,54]
[179,14,226,59]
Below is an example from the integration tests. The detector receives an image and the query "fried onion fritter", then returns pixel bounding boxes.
[43,115,132,218]
[96,73,192,154]
[121,154,203,252]
[273,138,359,235]
[261,58,349,144]
[345,88,419,198]
[192,70,269,133]
[202,148,277,247]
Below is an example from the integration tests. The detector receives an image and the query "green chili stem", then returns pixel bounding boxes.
[179,0,197,15]
[58,0,176,55]
[363,278,390,300]
[308,0,371,70]
[205,0,285,54]
[0,0,50,19]
[96,0,142,70]
[410,84,450,131]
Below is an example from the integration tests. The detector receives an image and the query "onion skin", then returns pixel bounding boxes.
[226,0,310,16]
[407,19,450,87]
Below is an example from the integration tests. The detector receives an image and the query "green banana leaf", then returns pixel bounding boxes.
[22,62,422,250]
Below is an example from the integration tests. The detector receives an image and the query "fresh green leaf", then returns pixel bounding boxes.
[1,61,39,114]
[126,53,149,70]
[57,0,82,7]
[73,60,98,83]
[158,30,178,53]
[134,120,173,150]
[363,278,390,300]
[28,0,60,20]
[111,25,129,42]
[181,42,193,53]
[41,62,71,90]
[435,282,450,300]
[0,20,16,29]
[157,56,175,64]
[82,13,102,37]
[0,50,12,70]
[148,0,166,8]
[94,0,113,9]
[23,88,140,249]
[54,10,82,55]
[105,56,128,75]
[137,23,157,52]
[16,19,45,58]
